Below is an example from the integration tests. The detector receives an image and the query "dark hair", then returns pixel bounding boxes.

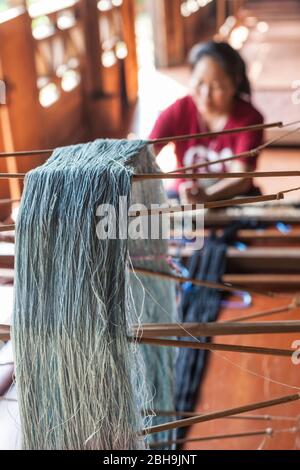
[188,41,251,99]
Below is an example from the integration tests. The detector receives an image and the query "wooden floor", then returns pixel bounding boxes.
[184,293,300,450]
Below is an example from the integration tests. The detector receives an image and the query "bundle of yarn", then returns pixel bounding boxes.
[12,139,177,450]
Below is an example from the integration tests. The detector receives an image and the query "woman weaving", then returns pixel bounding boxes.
[149,41,264,203]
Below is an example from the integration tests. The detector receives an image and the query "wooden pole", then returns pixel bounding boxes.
[225,303,297,323]
[0,198,20,205]
[169,148,258,173]
[150,428,274,449]
[0,149,52,158]
[137,320,300,337]
[0,121,284,158]
[0,225,15,233]
[128,192,285,217]
[133,171,300,181]
[150,121,283,145]
[2,328,292,356]
[131,267,276,298]
[168,127,300,173]
[2,171,300,180]
[149,410,291,421]
[0,324,10,342]
[134,337,294,358]
[142,393,300,435]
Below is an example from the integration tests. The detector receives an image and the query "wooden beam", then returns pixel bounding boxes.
[80,0,103,96]
[171,227,300,244]
[0,255,14,269]
[131,267,275,298]
[143,393,300,435]
[216,0,227,31]
[0,324,10,342]
[137,321,300,337]
[150,428,273,449]
[121,0,139,104]
[4,320,300,344]
[222,274,300,292]
[150,0,184,68]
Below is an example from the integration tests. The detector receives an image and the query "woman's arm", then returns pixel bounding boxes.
[180,161,255,204]
[205,161,253,201]
[149,103,178,157]
[180,115,264,203]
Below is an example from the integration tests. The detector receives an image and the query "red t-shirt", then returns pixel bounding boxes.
[149,95,264,190]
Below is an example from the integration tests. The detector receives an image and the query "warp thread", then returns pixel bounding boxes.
[12,139,153,450]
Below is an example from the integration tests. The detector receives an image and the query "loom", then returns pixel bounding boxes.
[0,121,300,450]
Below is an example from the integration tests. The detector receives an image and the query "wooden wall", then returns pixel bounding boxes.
[0,0,246,221]
[0,0,139,220]
[150,0,247,68]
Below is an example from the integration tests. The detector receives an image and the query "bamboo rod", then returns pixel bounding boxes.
[2,189,299,241]
[172,227,300,241]
[133,171,300,181]
[2,170,300,181]
[168,127,300,174]
[0,188,292,214]
[149,428,273,448]
[150,410,294,421]
[149,121,282,145]
[130,185,300,216]
[225,303,297,323]
[0,189,296,220]
[131,267,276,298]
[1,120,299,160]
[136,320,300,336]
[0,225,15,233]
[0,324,10,341]
[0,149,53,158]
[0,321,300,342]
[0,174,26,179]
[170,149,259,174]
[4,194,285,219]
[0,122,283,158]
[128,192,284,217]
[142,393,300,435]
[134,337,293,357]
[157,425,298,447]
[0,189,295,231]
[0,199,20,206]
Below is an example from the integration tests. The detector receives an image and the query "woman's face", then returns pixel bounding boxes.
[190,56,236,115]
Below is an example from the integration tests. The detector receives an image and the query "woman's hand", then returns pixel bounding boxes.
[179,180,208,205]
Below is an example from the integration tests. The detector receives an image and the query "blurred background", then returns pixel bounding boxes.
[0,0,299,219]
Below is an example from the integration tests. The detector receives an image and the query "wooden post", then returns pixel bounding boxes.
[0,9,42,175]
[0,10,40,146]
[216,0,227,31]
[150,0,185,68]
[231,0,243,18]
[121,0,138,104]
[80,0,103,98]
[0,62,13,220]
